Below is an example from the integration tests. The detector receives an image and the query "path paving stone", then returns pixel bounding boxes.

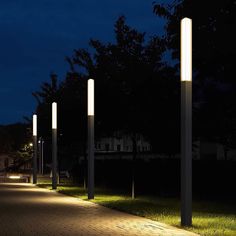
[0,183,199,236]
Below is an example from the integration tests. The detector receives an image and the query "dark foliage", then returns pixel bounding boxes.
[33,16,179,163]
[153,0,236,151]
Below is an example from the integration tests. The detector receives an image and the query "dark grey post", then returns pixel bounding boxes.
[181,81,192,226]
[88,115,94,199]
[52,128,57,189]
[33,135,37,184]
[41,139,44,175]
[38,138,42,174]
[52,102,58,190]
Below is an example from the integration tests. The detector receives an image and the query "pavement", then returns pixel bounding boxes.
[0,183,199,236]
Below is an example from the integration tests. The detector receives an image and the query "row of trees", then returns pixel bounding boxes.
[0,124,30,153]
[153,0,236,157]
[33,15,179,159]
[34,0,236,161]
[0,123,31,171]
[3,0,233,163]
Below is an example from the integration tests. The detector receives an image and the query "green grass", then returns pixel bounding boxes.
[37,183,236,236]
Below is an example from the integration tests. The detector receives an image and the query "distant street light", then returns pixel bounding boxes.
[33,114,37,184]
[88,79,94,199]
[180,17,192,226]
[52,102,58,189]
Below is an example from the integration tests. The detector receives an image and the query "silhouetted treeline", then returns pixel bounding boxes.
[0,123,30,153]
[33,16,179,161]
[31,0,236,167]
[153,0,236,152]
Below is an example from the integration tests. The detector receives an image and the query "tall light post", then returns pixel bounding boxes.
[88,79,94,199]
[181,17,192,226]
[52,102,58,189]
[33,114,37,184]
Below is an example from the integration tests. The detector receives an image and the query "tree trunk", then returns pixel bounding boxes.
[131,135,137,199]
[83,141,87,189]
[224,146,228,161]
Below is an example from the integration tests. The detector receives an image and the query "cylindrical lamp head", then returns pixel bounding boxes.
[88,79,94,116]
[33,114,37,136]
[52,102,57,129]
[181,17,192,82]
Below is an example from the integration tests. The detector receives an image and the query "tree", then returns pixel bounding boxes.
[70,16,178,149]
[32,73,59,139]
[153,0,236,84]
[33,15,179,195]
[0,123,30,154]
[0,123,31,172]
[153,0,236,154]
[33,71,88,173]
[69,16,178,197]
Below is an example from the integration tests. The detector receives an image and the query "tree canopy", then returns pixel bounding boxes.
[33,16,179,155]
[153,0,236,84]
[153,0,236,152]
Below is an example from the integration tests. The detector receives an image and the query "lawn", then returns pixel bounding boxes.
[37,183,236,236]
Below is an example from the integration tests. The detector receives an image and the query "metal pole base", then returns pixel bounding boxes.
[52,129,58,190]
[181,81,192,226]
[33,136,37,184]
[88,115,94,199]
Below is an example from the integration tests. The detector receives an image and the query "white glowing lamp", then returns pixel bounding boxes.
[33,114,37,136]
[181,17,192,81]
[88,79,94,116]
[52,102,57,129]
[9,175,21,179]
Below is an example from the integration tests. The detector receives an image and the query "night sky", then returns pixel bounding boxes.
[0,0,167,125]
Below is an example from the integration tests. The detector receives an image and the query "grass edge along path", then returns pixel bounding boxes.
[37,183,236,236]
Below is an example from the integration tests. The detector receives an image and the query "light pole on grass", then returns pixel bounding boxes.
[32,114,37,184]
[52,102,58,189]
[87,79,94,199]
[180,17,192,226]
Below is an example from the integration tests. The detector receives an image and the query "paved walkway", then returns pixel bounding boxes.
[0,183,198,236]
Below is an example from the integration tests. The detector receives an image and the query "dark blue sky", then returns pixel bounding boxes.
[0,0,167,125]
